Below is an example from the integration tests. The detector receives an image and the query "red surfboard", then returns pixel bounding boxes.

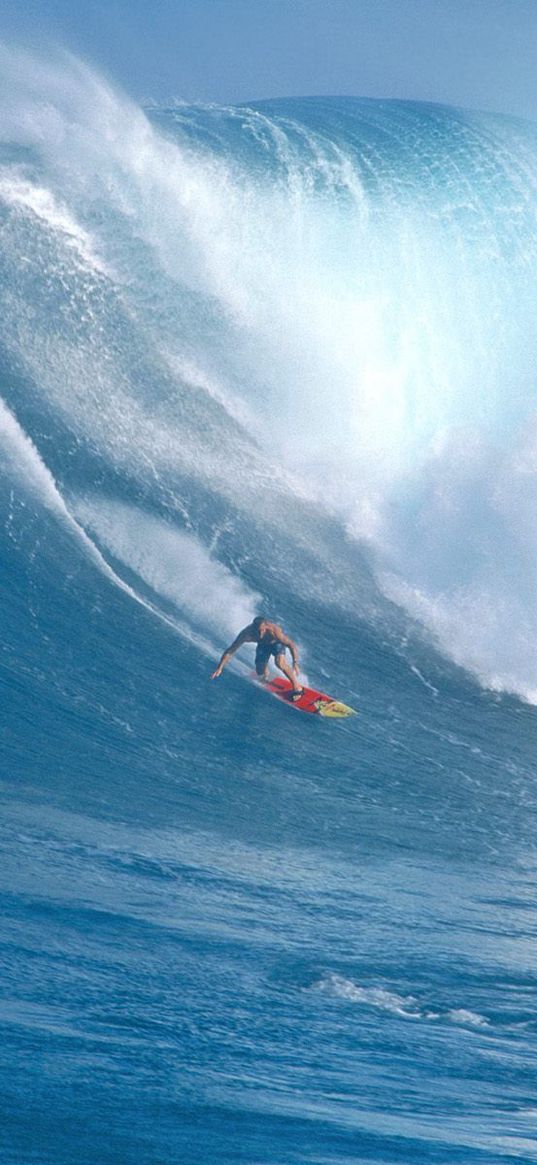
[258,675,356,718]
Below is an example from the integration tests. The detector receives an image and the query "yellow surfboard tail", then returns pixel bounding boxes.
[316,700,356,718]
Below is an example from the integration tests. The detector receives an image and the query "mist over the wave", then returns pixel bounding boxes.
[1,47,537,698]
[74,496,260,639]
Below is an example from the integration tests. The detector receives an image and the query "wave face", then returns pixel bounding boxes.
[2,50,537,1165]
[2,53,537,697]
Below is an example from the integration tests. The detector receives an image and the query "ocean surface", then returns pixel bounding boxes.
[1,50,537,1164]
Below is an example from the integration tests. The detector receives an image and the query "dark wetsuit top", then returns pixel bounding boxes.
[255,632,287,671]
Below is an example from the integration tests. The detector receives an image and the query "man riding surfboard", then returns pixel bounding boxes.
[211,616,304,700]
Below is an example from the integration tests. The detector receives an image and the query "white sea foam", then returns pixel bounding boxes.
[379,572,537,706]
[446,1009,489,1028]
[0,397,133,586]
[0,399,225,660]
[314,974,421,1018]
[0,172,107,274]
[73,496,260,641]
[313,973,489,1029]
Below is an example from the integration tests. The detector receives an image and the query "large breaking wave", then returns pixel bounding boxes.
[2,46,537,699]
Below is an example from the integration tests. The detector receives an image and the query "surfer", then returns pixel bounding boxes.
[211,616,304,700]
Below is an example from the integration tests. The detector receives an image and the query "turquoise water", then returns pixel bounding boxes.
[1,54,537,1163]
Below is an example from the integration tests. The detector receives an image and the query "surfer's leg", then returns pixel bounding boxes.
[255,643,270,680]
[274,652,303,694]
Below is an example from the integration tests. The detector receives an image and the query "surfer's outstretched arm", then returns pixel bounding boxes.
[211,628,251,679]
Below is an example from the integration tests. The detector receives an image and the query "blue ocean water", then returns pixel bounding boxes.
[1,51,537,1163]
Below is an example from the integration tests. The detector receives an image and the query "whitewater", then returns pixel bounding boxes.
[1,48,537,1164]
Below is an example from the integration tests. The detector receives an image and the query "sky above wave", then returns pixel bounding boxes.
[0,0,536,123]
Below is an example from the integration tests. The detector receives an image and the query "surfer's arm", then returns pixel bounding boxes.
[211,629,251,679]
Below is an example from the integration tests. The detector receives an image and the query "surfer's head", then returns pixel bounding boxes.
[252,615,267,634]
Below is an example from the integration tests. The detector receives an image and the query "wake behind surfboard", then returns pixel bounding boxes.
[258,676,356,718]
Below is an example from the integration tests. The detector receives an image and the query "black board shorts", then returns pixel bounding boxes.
[255,639,287,671]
